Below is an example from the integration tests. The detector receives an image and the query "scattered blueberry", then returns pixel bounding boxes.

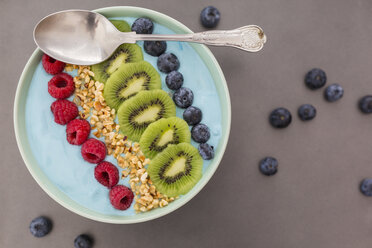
[74,234,93,248]
[259,157,278,176]
[144,41,167,57]
[183,106,202,125]
[359,95,372,114]
[198,143,214,160]
[298,104,317,121]
[173,87,194,108]
[166,71,184,90]
[131,18,154,34]
[360,178,372,196]
[269,107,292,128]
[200,6,221,28]
[157,53,180,73]
[324,83,343,102]
[305,68,327,90]
[191,123,210,143]
[29,216,52,238]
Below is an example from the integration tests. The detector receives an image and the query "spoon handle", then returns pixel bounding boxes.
[125,25,266,52]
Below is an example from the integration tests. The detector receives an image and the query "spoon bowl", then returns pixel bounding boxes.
[34,10,128,65]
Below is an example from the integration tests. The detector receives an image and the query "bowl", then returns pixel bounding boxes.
[14,6,231,223]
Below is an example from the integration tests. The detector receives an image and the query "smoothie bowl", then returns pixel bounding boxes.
[14,6,231,223]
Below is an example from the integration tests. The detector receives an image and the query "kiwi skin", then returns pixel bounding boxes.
[118,90,176,142]
[103,61,161,110]
[139,117,191,159]
[147,143,203,197]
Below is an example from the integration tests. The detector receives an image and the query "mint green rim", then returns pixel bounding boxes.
[13,6,231,224]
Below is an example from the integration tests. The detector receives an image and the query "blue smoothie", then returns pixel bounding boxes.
[25,17,222,216]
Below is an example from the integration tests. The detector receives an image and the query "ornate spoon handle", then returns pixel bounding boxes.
[122,25,267,52]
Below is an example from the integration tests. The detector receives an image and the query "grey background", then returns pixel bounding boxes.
[2,0,372,247]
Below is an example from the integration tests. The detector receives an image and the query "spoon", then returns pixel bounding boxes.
[34,10,267,65]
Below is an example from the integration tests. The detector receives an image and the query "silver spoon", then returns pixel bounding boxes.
[34,10,267,65]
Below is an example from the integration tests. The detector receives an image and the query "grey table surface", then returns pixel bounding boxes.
[2,0,372,247]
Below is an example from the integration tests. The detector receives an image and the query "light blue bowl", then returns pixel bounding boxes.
[14,6,231,223]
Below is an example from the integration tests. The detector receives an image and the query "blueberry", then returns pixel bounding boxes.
[183,106,202,125]
[131,18,153,34]
[200,6,221,28]
[144,41,167,57]
[359,95,372,114]
[29,216,52,238]
[173,87,194,108]
[324,83,343,102]
[166,71,184,90]
[269,107,292,128]
[259,157,278,176]
[198,143,214,160]
[74,234,93,248]
[157,53,180,73]
[298,104,316,121]
[191,123,210,143]
[305,68,327,90]
[360,178,372,196]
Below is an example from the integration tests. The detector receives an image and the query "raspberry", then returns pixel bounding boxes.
[66,119,90,145]
[94,161,119,188]
[50,99,78,125]
[42,54,65,75]
[81,138,106,164]
[109,185,134,210]
[48,73,75,99]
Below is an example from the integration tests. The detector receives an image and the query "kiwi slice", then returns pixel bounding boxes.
[103,61,161,110]
[110,19,131,32]
[118,90,176,141]
[91,20,141,83]
[91,43,143,84]
[139,117,191,159]
[148,143,203,197]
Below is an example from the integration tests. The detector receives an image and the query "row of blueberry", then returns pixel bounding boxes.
[131,17,215,160]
